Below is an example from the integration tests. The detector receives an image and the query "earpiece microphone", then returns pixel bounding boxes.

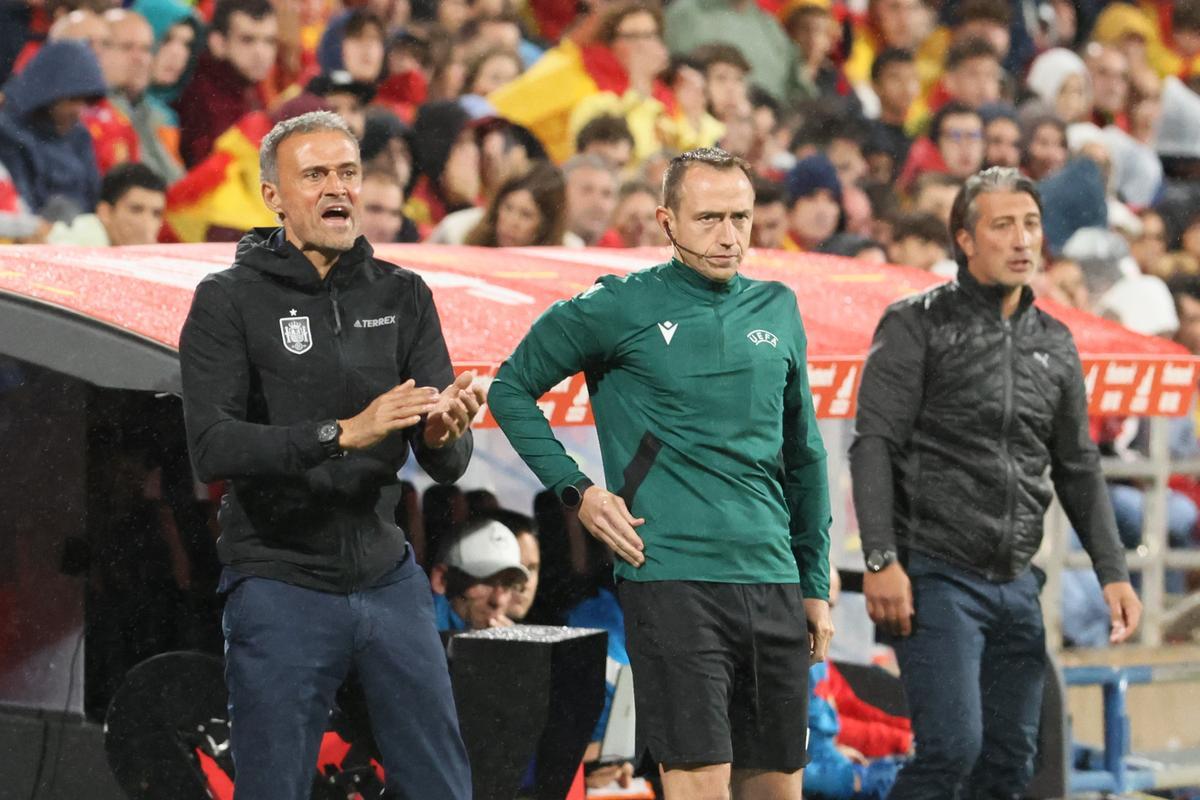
[664,223,716,261]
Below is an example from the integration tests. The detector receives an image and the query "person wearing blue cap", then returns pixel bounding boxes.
[783,153,843,251]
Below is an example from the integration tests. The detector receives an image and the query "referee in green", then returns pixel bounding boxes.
[488,147,832,800]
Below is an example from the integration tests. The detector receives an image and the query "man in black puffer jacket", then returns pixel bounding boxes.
[850,167,1141,800]
[180,110,482,800]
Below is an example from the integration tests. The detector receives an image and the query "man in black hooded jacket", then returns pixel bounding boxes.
[851,167,1141,800]
[180,110,482,800]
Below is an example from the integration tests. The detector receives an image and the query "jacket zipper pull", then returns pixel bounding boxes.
[330,285,343,335]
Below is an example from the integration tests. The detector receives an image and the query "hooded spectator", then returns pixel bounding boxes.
[404,100,480,235]
[176,0,278,167]
[315,10,385,84]
[784,152,842,250]
[1025,47,1091,124]
[896,101,983,194]
[1038,154,1107,255]
[133,0,202,122]
[0,40,106,217]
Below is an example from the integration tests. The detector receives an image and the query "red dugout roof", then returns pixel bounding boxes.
[0,243,1195,422]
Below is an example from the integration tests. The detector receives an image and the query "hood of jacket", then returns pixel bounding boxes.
[2,40,107,121]
[234,227,376,289]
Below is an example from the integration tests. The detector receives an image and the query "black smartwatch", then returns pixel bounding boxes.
[865,548,898,573]
[560,478,595,510]
[316,419,343,458]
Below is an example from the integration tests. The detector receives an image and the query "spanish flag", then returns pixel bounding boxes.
[488,39,677,164]
[163,112,277,242]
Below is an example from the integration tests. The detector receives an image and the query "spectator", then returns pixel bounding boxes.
[176,0,278,168]
[305,70,374,139]
[163,94,328,243]
[486,509,539,622]
[48,162,166,245]
[897,102,983,194]
[316,10,385,84]
[662,55,725,154]
[938,36,1002,110]
[689,42,751,123]
[361,107,413,180]
[1021,114,1068,180]
[358,168,409,244]
[0,40,106,218]
[664,0,798,104]
[104,8,184,182]
[133,0,201,126]
[980,104,1020,168]
[430,519,531,631]
[785,3,856,111]
[462,46,522,97]
[46,9,142,177]
[1025,47,1091,124]
[929,101,984,179]
[804,568,907,800]
[867,48,920,180]
[0,160,45,242]
[405,100,480,236]
[751,177,789,250]
[575,114,636,171]
[888,211,954,275]
[816,233,888,262]
[1128,208,1169,277]
[489,2,671,163]
[784,153,842,251]
[1086,42,1131,129]
[910,172,962,226]
[596,180,662,247]
[464,162,567,246]
[562,153,618,246]
[843,0,929,89]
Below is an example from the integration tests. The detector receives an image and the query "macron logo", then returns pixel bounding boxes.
[353,315,398,329]
[658,321,677,345]
[747,329,779,348]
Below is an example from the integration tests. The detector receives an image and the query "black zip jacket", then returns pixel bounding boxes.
[850,265,1129,585]
[180,228,471,592]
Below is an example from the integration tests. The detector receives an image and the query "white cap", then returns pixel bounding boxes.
[441,520,530,582]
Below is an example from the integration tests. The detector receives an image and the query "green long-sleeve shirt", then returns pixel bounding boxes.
[488,259,831,598]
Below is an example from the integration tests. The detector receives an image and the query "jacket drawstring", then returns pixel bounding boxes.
[330,284,343,335]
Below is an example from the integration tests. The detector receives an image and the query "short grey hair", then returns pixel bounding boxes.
[949,166,1043,267]
[562,153,618,180]
[259,111,359,184]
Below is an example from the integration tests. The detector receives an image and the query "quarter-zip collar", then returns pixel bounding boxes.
[663,257,743,302]
[955,260,1035,320]
[235,226,374,291]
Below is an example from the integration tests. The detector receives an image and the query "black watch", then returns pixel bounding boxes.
[865,549,898,573]
[560,478,594,510]
[317,419,343,458]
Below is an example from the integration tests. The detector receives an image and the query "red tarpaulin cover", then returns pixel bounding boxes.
[0,243,1196,422]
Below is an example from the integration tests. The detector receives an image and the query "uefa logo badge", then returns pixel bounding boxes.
[747,329,779,348]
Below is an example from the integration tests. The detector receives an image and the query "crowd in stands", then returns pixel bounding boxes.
[10,0,1200,794]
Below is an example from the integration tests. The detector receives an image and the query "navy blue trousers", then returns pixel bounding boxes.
[220,550,471,800]
[886,553,1045,800]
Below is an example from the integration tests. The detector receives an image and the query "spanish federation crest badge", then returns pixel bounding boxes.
[279,315,313,354]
